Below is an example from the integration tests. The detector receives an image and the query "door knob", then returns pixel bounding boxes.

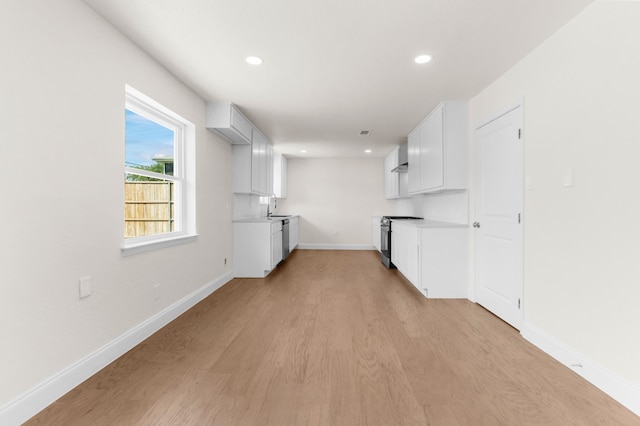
[473,222,480,228]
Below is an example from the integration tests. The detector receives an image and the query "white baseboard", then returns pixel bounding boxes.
[297,243,375,250]
[521,322,640,417]
[0,271,234,426]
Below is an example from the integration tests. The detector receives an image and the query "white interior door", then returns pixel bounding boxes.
[474,105,523,330]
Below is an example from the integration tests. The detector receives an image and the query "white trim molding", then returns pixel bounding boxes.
[521,322,640,417]
[0,272,234,426]
[297,244,376,251]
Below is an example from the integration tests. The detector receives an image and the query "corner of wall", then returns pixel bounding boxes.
[521,322,640,417]
[0,272,234,426]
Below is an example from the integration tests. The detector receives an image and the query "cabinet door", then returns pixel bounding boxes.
[384,154,391,198]
[405,227,419,287]
[273,153,288,198]
[251,131,273,195]
[420,227,467,298]
[230,106,253,143]
[251,132,262,193]
[281,155,287,198]
[408,127,421,194]
[233,223,272,278]
[391,226,401,268]
[394,223,419,288]
[266,143,273,195]
[421,105,444,191]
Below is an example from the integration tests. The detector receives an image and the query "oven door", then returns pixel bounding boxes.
[380,219,394,268]
[381,223,391,258]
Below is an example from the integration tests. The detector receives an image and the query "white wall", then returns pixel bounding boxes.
[0,0,232,411]
[233,194,269,220]
[276,158,394,247]
[394,191,468,224]
[469,0,640,388]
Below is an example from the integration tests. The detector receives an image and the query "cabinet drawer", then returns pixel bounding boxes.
[271,221,282,233]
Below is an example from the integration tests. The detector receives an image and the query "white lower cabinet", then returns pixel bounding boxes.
[233,221,282,278]
[393,221,468,298]
[419,226,467,298]
[391,221,420,288]
[271,222,283,269]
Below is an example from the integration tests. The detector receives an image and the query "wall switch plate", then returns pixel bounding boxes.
[563,169,575,187]
[79,276,91,299]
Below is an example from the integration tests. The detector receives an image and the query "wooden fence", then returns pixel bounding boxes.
[124,181,174,238]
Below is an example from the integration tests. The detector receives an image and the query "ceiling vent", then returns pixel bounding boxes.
[359,130,371,136]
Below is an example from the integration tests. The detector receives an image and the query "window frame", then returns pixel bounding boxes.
[122,85,197,256]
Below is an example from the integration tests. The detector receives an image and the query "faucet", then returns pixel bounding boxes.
[266,194,276,218]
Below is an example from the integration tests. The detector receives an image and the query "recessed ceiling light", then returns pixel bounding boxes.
[364,149,372,154]
[414,54,432,64]
[246,56,263,65]
[300,150,307,153]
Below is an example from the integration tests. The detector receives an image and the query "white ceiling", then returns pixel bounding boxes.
[84,0,593,158]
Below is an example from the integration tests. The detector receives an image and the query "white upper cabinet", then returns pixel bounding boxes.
[250,129,273,196]
[209,102,273,195]
[273,152,288,198]
[235,138,273,195]
[408,126,421,194]
[206,102,253,144]
[251,129,268,194]
[266,143,273,196]
[408,101,467,194]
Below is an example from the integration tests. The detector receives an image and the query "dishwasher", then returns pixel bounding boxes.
[281,219,290,262]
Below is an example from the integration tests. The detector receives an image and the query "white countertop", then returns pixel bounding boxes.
[233,215,299,223]
[391,219,467,229]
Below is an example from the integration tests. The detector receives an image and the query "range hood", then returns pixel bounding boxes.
[391,143,408,173]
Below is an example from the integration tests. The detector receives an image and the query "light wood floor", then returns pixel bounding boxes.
[27,250,638,425]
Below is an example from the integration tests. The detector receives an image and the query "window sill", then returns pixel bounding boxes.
[121,233,198,257]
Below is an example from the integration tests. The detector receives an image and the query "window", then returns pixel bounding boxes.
[123,85,196,255]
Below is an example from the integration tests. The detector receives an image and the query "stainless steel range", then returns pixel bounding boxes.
[380,216,423,269]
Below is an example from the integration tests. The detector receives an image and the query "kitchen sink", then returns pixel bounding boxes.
[269,215,291,218]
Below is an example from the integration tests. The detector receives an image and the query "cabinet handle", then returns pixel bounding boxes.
[473,222,480,228]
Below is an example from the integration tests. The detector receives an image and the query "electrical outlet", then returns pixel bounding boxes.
[79,276,92,299]
[153,283,160,301]
[525,175,533,190]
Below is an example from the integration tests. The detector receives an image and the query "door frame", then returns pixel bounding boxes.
[470,99,525,327]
